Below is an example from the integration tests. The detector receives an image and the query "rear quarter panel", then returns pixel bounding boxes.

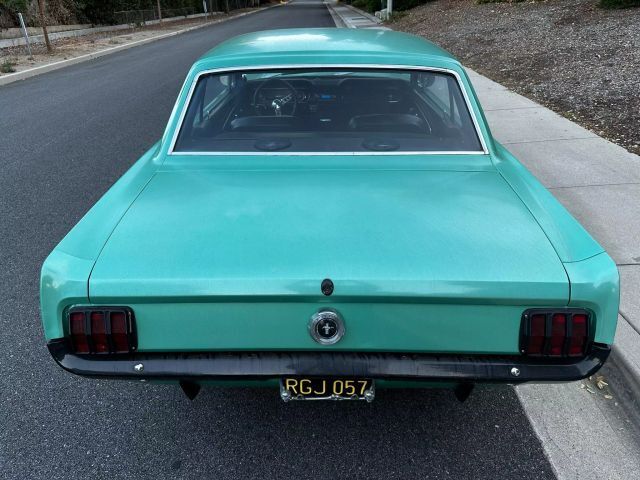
[40,143,162,341]
[492,142,619,345]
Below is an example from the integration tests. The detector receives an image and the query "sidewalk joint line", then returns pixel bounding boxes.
[483,106,540,112]
[502,136,597,145]
[548,181,640,190]
[619,310,640,337]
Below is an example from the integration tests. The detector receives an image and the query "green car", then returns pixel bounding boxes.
[41,29,619,402]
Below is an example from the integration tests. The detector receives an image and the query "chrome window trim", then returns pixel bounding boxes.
[167,64,490,156]
[169,150,486,156]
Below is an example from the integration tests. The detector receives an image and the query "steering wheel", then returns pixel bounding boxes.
[253,78,297,117]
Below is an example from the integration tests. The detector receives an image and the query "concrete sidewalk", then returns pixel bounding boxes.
[328,3,640,479]
[325,1,385,28]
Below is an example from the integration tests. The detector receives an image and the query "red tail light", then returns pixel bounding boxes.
[70,312,89,354]
[569,313,588,357]
[110,312,131,353]
[527,314,546,355]
[90,312,109,353]
[549,313,567,356]
[521,310,590,358]
[67,307,136,355]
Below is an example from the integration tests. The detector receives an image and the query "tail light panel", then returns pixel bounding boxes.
[520,309,591,358]
[67,307,137,355]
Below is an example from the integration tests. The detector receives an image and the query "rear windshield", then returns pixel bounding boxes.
[172,68,484,154]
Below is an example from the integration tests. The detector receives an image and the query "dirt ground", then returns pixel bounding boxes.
[0,10,256,77]
[391,0,640,155]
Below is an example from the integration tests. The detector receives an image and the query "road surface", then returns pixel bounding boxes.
[0,1,554,478]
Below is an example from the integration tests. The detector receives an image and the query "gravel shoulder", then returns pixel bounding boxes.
[391,0,640,155]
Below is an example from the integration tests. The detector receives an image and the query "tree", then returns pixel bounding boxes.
[37,0,52,53]
[156,0,162,21]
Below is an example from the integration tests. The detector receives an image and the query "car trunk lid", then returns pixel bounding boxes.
[88,168,569,352]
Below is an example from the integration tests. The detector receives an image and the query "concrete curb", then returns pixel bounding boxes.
[610,350,640,412]
[0,7,271,88]
[610,313,640,415]
[324,1,347,28]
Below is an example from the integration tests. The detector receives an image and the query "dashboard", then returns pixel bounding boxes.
[253,79,333,110]
[251,77,408,117]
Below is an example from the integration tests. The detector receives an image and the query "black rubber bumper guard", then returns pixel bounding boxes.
[47,339,611,383]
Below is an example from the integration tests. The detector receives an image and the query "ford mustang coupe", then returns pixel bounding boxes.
[41,29,619,402]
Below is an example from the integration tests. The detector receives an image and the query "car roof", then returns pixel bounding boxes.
[194,28,460,69]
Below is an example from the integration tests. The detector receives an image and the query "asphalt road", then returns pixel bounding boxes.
[0,1,555,478]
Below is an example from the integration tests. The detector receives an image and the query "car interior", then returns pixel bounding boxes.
[174,69,484,153]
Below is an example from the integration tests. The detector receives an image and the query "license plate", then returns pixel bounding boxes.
[280,377,375,402]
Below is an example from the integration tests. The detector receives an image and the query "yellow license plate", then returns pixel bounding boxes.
[280,377,374,402]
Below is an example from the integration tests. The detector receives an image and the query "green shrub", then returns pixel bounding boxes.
[348,0,431,13]
[0,1,252,26]
[0,0,28,28]
[599,0,640,8]
[350,0,381,13]
[0,59,17,74]
[394,0,432,10]
[475,0,525,4]
[0,0,28,11]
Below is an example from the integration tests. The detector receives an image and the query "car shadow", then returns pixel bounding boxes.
[122,384,555,479]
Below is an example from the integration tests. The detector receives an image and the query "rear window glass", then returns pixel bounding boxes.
[173,68,483,154]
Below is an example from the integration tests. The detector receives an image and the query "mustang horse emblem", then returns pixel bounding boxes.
[309,310,345,345]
